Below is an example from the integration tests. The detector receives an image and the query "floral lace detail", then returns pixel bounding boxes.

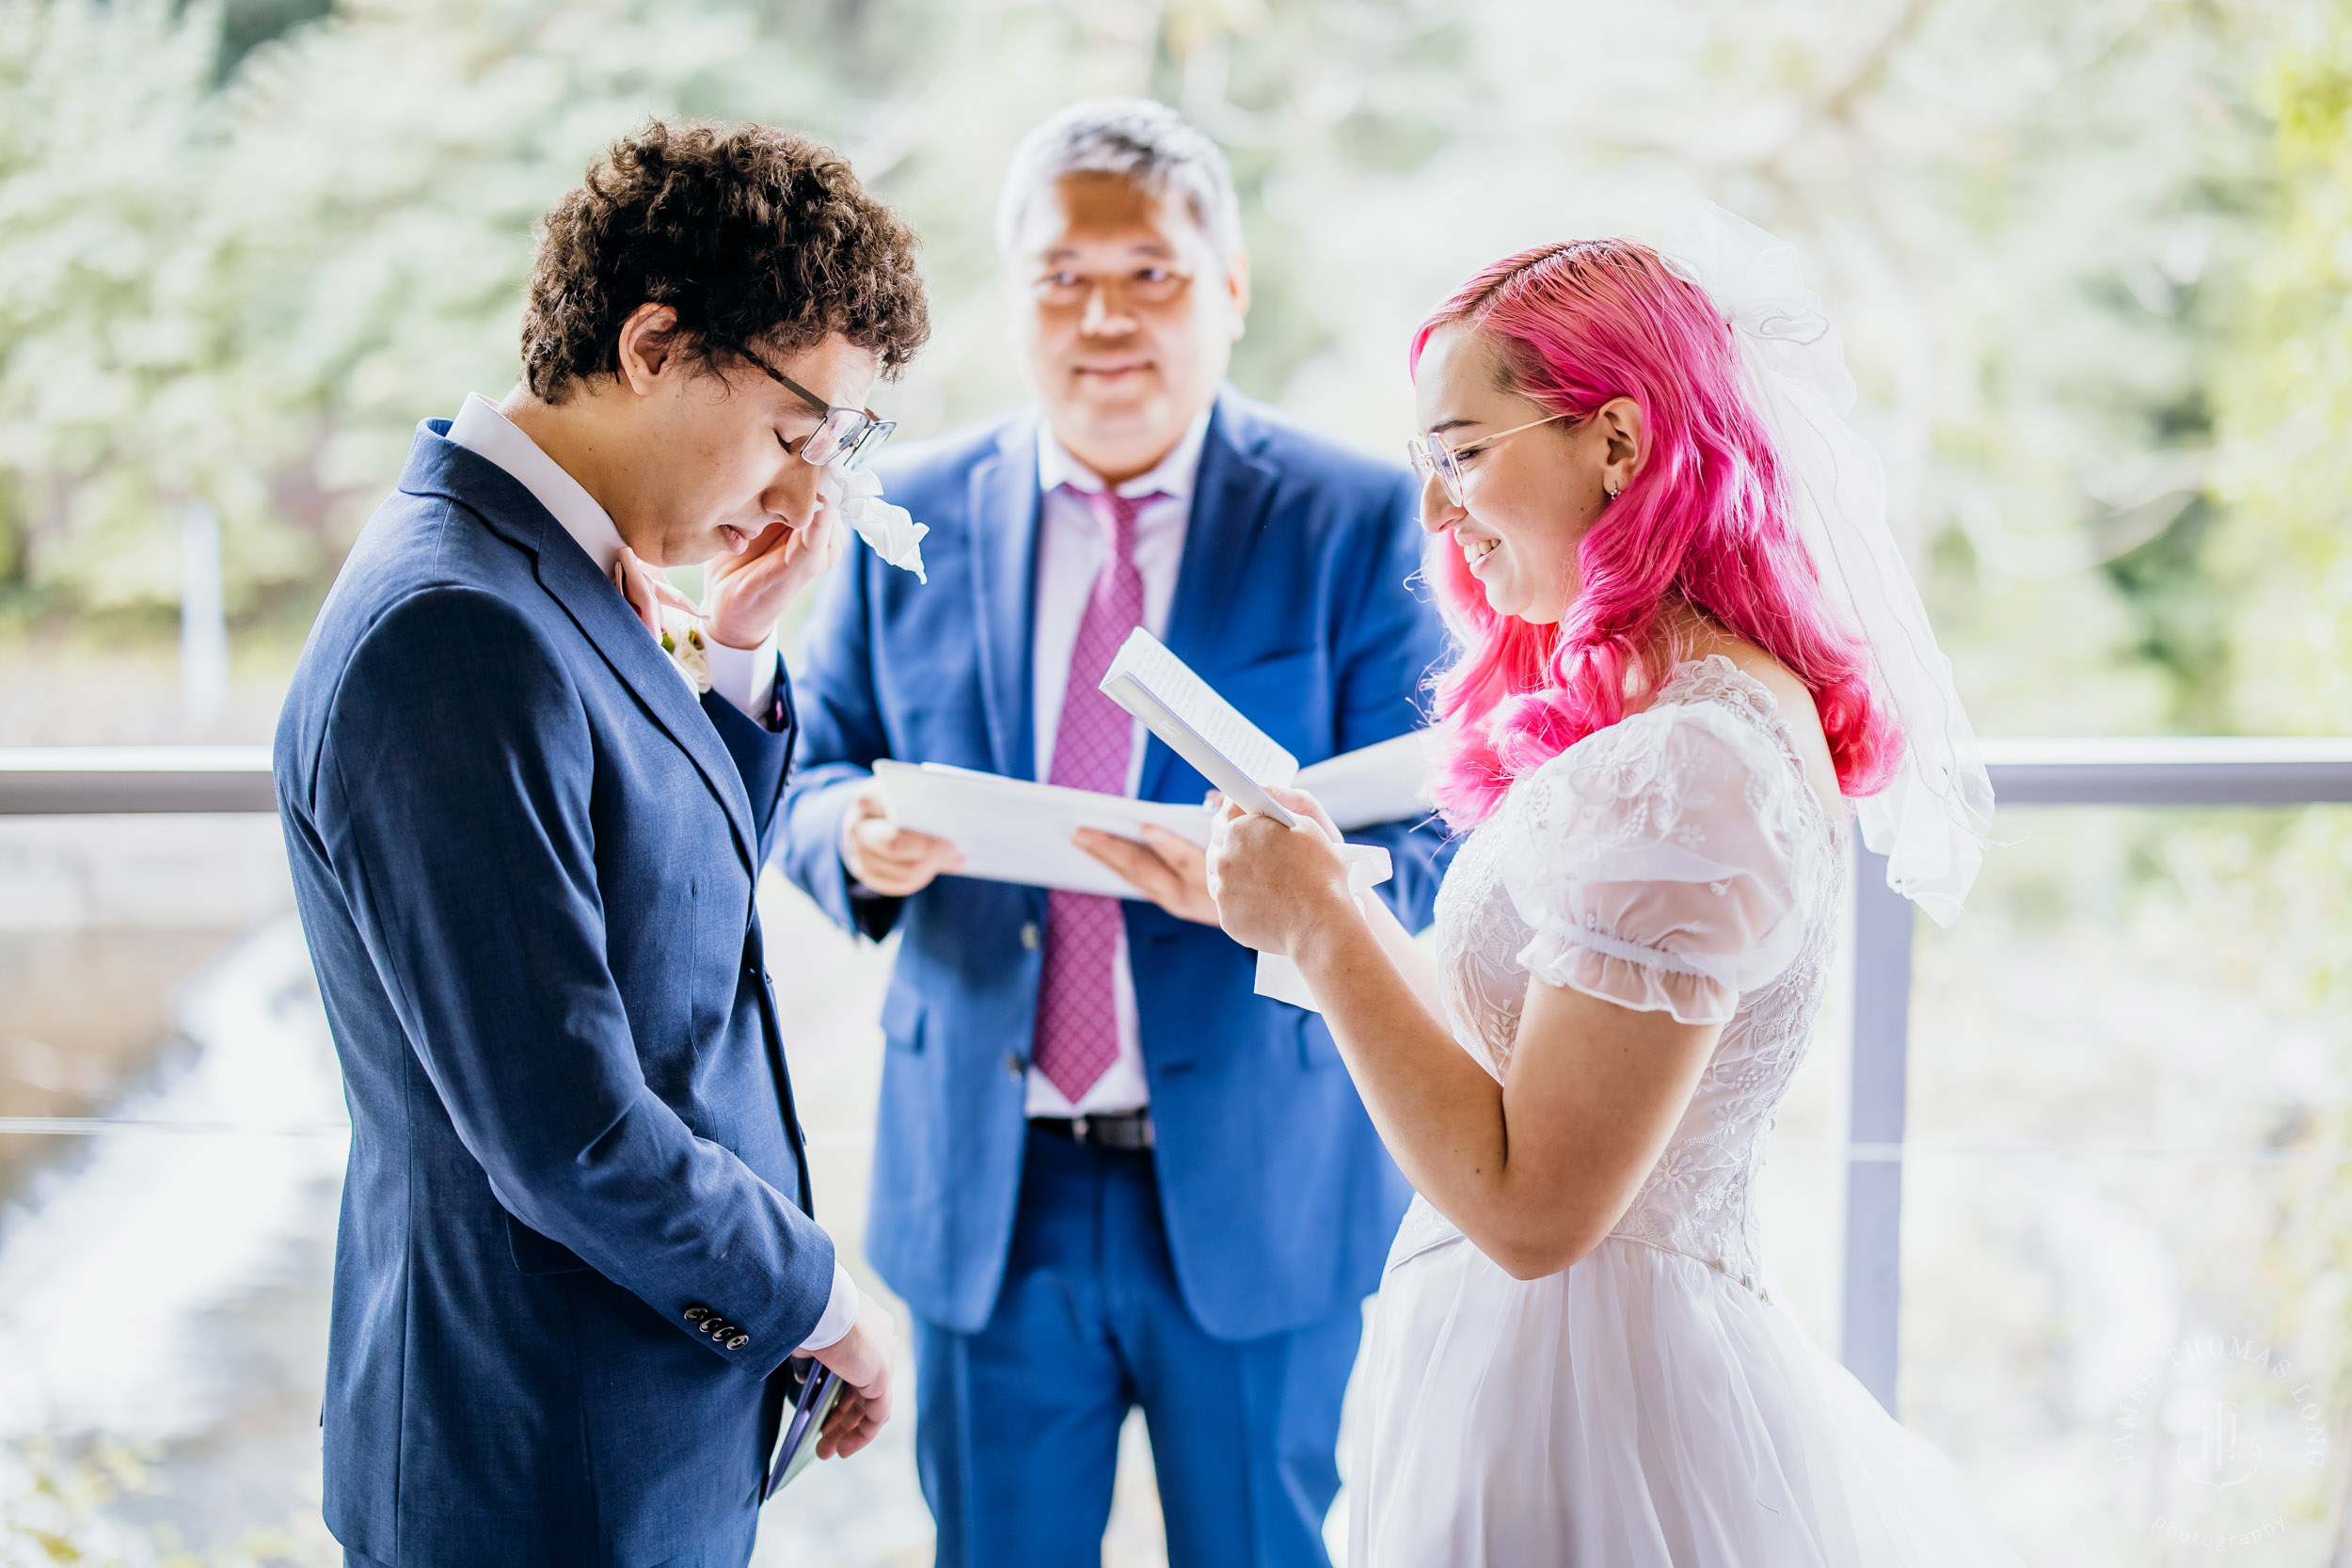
[1429,657,1848,1291]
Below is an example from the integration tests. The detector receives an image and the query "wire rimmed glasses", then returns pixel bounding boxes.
[742,351,896,471]
[1405,410,1579,507]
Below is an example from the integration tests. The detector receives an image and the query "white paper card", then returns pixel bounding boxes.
[873,761,1211,898]
[1099,628,1300,826]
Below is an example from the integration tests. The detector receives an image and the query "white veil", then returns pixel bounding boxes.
[1661,203,1994,926]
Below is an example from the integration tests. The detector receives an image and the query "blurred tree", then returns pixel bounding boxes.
[0,0,2310,743]
[0,0,225,615]
[2217,0,2352,737]
[2208,13,2352,1551]
[214,0,332,81]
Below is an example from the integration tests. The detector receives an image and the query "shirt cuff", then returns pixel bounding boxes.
[704,631,779,722]
[795,1261,860,1353]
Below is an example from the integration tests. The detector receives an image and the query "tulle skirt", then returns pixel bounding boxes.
[1346,1197,2028,1567]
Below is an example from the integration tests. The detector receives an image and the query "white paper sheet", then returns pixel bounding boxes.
[1293,730,1435,832]
[873,761,1213,898]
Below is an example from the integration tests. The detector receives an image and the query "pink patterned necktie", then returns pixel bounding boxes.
[1032,485,1163,1104]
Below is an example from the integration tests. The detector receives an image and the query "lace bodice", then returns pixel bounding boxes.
[1428,657,1848,1291]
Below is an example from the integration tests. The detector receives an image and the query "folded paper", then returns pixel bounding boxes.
[874,761,1212,898]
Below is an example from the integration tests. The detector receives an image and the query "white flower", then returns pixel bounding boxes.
[821,465,929,583]
[657,610,712,693]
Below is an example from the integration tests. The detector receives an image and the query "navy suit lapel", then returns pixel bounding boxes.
[967,420,1041,782]
[532,535,760,870]
[407,430,760,872]
[1140,394,1281,803]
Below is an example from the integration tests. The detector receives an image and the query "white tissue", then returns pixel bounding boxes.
[822,465,928,583]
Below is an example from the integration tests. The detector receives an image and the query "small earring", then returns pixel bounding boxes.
[1604,482,1621,503]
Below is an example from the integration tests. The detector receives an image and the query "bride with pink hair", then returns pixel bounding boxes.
[1205,213,2016,1564]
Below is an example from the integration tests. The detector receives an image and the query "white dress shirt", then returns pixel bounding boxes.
[1024,408,1210,1119]
[445,393,858,1354]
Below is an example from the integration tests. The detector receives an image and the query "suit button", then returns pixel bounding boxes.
[1020,922,1040,951]
[1005,1053,1025,1080]
[683,1305,710,1323]
[727,1334,750,1351]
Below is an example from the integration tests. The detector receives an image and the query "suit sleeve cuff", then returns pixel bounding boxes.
[705,630,780,722]
[794,1261,860,1353]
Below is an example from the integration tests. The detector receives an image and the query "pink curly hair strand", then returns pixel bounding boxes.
[1411,239,1902,827]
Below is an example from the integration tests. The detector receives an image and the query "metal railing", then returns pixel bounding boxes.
[8,737,2352,1418]
[0,746,275,815]
[1839,736,2352,1414]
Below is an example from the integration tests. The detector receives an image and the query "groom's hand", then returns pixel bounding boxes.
[809,1301,897,1460]
[703,504,846,651]
[1073,825,1219,926]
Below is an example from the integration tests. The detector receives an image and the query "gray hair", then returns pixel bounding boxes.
[994,98,1244,266]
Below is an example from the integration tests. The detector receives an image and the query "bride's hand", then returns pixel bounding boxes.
[1204,785,1356,958]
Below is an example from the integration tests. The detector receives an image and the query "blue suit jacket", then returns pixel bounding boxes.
[276,425,834,1567]
[778,390,1453,1341]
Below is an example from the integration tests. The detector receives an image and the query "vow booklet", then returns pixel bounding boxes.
[764,1359,842,1498]
[1097,628,1302,827]
[1096,628,1400,1013]
[874,761,1212,898]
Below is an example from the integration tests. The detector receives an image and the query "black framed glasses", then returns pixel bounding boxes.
[743,352,896,471]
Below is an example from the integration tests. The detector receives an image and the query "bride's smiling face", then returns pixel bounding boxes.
[1412,324,1644,625]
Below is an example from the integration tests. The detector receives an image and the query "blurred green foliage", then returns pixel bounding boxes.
[2217,0,2352,736]
[0,1433,330,1565]
[0,0,2337,742]
[2206,0,2352,1472]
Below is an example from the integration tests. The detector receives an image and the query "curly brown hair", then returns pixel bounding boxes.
[520,119,930,403]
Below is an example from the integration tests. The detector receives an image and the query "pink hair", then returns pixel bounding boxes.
[1413,239,1901,826]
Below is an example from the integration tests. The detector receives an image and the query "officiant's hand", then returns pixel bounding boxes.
[1204,785,1352,957]
[1074,824,1219,926]
[808,1300,897,1460]
[841,778,964,896]
[702,503,846,651]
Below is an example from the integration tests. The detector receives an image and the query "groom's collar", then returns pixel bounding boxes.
[393,415,762,871]
[446,392,628,576]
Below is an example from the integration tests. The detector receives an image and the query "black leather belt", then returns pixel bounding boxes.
[1030,1109,1154,1152]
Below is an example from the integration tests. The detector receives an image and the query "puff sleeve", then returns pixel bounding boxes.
[1494,702,1814,1026]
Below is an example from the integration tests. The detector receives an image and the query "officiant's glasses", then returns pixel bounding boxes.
[1406,410,1579,508]
[743,353,896,471]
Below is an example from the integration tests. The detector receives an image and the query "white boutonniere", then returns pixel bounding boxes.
[612,546,715,695]
[657,608,712,694]
[822,465,929,582]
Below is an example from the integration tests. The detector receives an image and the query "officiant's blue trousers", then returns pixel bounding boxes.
[914,1125,1362,1568]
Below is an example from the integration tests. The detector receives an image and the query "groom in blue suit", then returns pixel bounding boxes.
[274,124,931,1567]
[777,102,1450,1566]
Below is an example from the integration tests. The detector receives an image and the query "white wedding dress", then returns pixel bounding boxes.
[1347,657,2026,1566]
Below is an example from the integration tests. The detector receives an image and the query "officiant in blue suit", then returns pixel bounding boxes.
[776,101,1452,1568]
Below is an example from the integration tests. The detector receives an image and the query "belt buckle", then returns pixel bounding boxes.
[1071,1113,1139,1149]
